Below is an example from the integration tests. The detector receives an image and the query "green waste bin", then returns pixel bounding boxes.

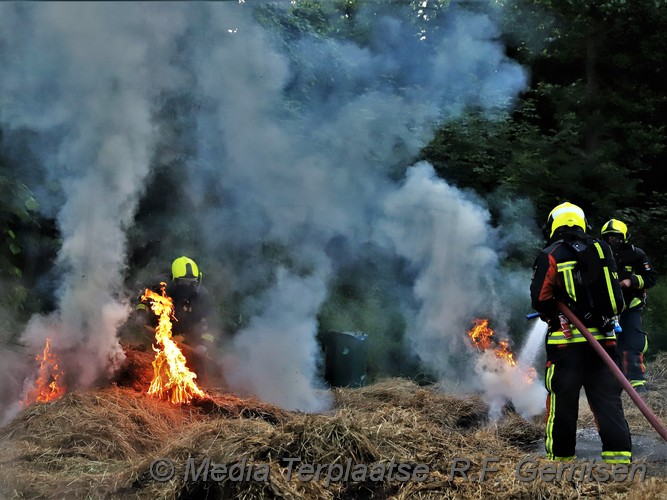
[318,330,368,388]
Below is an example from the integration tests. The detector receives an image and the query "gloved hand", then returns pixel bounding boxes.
[543,314,559,332]
[194,344,208,355]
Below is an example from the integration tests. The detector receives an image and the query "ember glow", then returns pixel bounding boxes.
[24,338,65,404]
[143,284,205,404]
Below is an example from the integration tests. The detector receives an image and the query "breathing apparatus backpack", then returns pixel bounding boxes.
[562,236,625,330]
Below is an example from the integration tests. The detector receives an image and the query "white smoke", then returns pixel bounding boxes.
[0,2,541,420]
[0,3,189,412]
[181,4,531,410]
[222,267,332,412]
[376,162,500,377]
[474,351,545,421]
[471,317,547,420]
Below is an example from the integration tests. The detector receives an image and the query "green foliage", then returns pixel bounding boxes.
[2,0,667,358]
[254,1,342,40]
[317,253,422,382]
[420,0,667,356]
[423,0,667,269]
[643,280,667,357]
[318,282,413,383]
[0,159,43,335]
[0,176,39,273]
[0,128,63,340]
[255,0,455,48]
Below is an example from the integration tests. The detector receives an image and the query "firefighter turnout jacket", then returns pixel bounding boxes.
[530,227,631,463]
[613,242,657,310]
[611,241,657,389]
[137,279,215,351]
[530,230,624,343]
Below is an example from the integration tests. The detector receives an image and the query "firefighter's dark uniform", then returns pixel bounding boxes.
[137,256,216,382]
[164,280,212,342]
[137,280,214,351]
[531,220,631,464]
[608,239,657,390]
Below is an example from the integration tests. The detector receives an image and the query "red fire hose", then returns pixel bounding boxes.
[558,301,667,442]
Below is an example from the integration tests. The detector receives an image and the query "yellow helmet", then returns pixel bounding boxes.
[546,202,587,238]
[601,218,628,242]
[171,256,201,282]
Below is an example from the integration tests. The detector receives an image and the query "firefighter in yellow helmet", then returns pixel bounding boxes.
[601,219,658,393]
[167,256,212,338]
[137,256,216,381]
[530,202,631,464]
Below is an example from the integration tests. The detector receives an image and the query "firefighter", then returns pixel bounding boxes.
[530,202,631,464]
[601,219,658,393]
[137,256,216,379]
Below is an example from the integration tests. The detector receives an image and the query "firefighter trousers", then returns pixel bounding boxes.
[544,341,632,463]
[617,306,648,388]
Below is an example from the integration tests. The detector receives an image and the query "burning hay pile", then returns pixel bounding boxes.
[1,349,666,499]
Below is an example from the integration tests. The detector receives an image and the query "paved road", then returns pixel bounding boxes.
[532,427,667,478]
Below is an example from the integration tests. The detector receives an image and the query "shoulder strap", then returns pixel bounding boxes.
[562,237,609,285]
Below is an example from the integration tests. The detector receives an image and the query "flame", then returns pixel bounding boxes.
[495,339,517,367]
[467,318,518,366]
[143,283,205,404]
[468,318,493,352]
[467,318,536,382]
[24,337,66,404]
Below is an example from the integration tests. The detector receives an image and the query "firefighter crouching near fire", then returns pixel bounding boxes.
[136,256,216,382]
[530,202,632,464]
[601,219,658,393]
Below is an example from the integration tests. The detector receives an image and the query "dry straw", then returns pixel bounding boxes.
[1,348,665,499]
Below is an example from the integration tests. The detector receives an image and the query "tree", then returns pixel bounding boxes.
[0,136,51,336]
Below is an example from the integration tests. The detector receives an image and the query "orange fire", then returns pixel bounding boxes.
[467,318,536,381]
[467,318,517,366]
[143,284,205,404]
[24,337,65,404]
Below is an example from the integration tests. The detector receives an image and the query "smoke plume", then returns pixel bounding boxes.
[0,2,189,417]
[0,1,543,422]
